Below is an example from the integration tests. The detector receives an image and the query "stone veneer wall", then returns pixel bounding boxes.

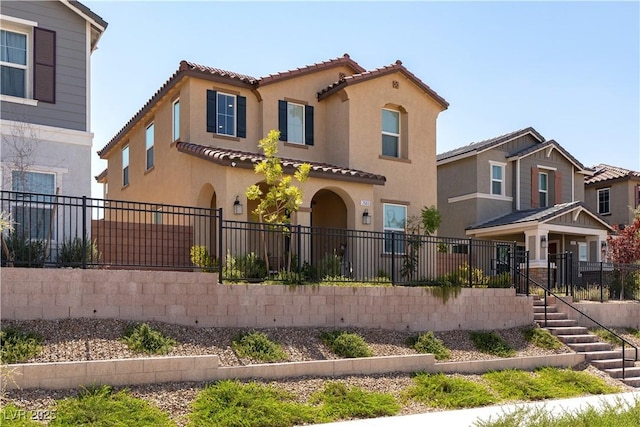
[1,268,534,331]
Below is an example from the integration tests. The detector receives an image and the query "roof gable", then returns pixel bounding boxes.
[437,127,545,164]
[506,140,589,173]
[317,60,449,110]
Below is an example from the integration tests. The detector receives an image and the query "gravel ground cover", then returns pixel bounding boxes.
[2,318,636,426]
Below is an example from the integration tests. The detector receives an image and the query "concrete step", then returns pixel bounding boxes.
[604,366,640,379]
[621,377,640,387]
[534,305,558,313]
[547,326,590,336]
[567,342,612,353]
[534,312,567,321]
[583,349,637,361]
[591,358,636,370]
[536,319,578,328]
[556,334,600,344]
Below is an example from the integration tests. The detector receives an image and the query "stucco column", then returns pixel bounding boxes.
[524,229,548,267]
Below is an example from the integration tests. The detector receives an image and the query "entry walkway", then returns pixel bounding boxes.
[312,391,640,427]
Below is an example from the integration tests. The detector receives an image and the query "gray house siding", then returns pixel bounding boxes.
[519,149,575,210]
[0,0,88,131]
[585,180,635,227]
[437,157,478,237]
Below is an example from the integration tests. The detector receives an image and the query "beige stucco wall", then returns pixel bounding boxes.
[101,62,444,234]
[1,268,534,332]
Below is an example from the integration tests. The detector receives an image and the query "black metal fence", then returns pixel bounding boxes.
[1,190,525,287]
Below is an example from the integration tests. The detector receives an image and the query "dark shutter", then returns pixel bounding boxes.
[237,95,246,138]
[33,28,55,103]
[206,90,217,133]
[554,171,562,205]
[305,105,314,146]
[278,100,287,141]
[531,167,539,208]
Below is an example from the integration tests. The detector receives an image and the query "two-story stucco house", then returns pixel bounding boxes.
[1,0,107,197]
[584,164,640,230]
[437,127,612,272]
[96,54,448,264]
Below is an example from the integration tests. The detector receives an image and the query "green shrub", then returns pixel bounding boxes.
[121,323,176,355]
[223,252,267,281]
[407,331,451,360]
[57,236,101,267]
[0,327,43,364]
[320,331,372,358]
[444,263,488,286]
[310,381,400,420]
[405,372,497,408]
[190,245,217,272]
[591,328,623,346]
[1,232,45,267]
[317,252,343,279]
[189,380,318,427]
[231,331,287,362]
[522,327,563,350]
[470,331,515,357]
[627,327,640,339]
[487,272,512,288]
[51,384,173,426]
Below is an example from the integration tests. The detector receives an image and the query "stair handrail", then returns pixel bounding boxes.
[514,267,638,380]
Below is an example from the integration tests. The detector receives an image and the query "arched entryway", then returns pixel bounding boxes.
[310,189,349,277]
[195,184,218,261]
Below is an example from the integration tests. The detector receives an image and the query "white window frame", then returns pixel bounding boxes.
[578,242,588,262]
[172,98,180,141]
[145,123,154,170]
[381,108,400,158]
[597,188,610,215]
[286,102,305,145]
[490,161,506,196]
[216,92,236,137]
[383,203,407,254]
[0,15,36,104]
[122,145,129,187]
[539,172,548,207]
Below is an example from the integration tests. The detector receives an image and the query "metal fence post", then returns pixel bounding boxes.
[82,196,87,269]
[599,261,604,303]
[468,238,473,286]
[296,224,302,277]
[218,208,223,284]
[391,232,396,285]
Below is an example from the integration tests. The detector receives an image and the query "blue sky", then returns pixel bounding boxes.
[85,1,639,198]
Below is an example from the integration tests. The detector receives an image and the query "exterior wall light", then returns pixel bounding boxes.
[362,209,371,225]
[540,235,547,249]
[233,196,243,215]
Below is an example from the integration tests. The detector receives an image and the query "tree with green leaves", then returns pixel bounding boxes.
[246,130,311,274]
[402,206,442,281]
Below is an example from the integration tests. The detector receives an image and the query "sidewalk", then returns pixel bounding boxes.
[311,391,640,427]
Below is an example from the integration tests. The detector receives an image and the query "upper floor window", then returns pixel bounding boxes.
[381,109,400,157]
[145,123,154,170]
[490,162,505,196]
[206,90,246,138]
[122,145,129,187]
[0,21,56,104]
[539,172,548,208]
[383,203,406,254]
[597,188,610,215]
[278,100,314,146]
[11,170,54,196]
[172,99,180,141]
[1,29,27,98]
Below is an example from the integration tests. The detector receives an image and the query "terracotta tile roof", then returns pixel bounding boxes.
[585,164,640,185]
[181,61,258,84]
[176,142,386,186]
[95,168,107,183]
[317,60,449,110]
[437,127,545,163]
[259,54,366,85]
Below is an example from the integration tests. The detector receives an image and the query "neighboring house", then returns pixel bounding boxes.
[437,127,612,271]
[584,164,640,230]
[96,54,449,265]
[1,0,107,241]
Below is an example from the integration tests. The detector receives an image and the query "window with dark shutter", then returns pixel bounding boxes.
[278,100,313,145]
[278,100,288,141]
[531,167,539,208]
[206,90,217,133]
[554,171,562,205]
[33,27,55,103]
[237,95,246,138]
[305,105,314,146]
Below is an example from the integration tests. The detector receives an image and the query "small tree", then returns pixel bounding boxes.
[246,130,310,274]
[401,206,442,281]
[607,211,640,299]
